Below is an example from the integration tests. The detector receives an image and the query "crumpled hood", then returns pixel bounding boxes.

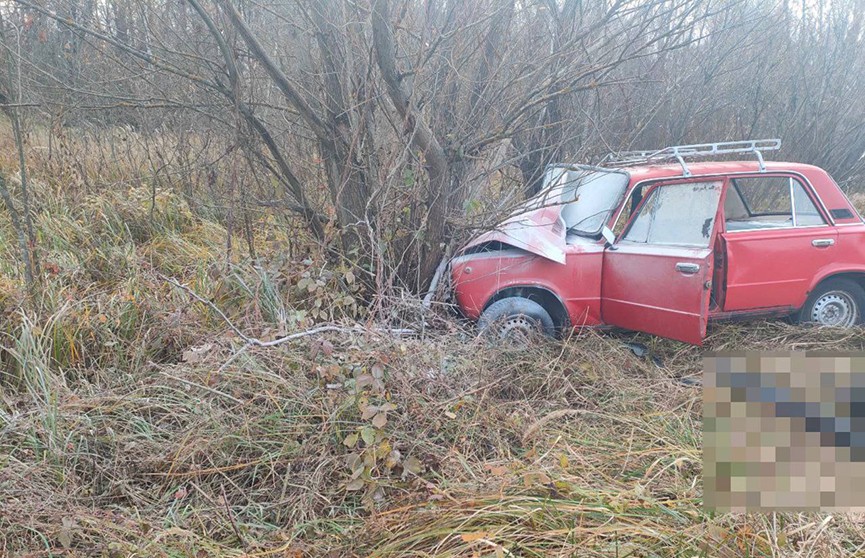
[462,205,567,264]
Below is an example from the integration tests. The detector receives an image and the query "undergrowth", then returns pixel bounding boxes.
[1,133,865,556]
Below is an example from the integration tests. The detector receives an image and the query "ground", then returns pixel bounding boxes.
[1,151,865,556]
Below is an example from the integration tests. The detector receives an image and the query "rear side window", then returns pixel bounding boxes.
[623,181,722,248]
[725,176,826,231]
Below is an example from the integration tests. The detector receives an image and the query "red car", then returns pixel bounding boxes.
[450,140,865,345]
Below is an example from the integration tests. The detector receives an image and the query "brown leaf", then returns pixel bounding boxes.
[460,532,489,543]
[360,405,379,421]
[344,452,361,471]
[57,527,72,549]
[372,412,388,428]
[343,433,359,448]
[181,343,213,364]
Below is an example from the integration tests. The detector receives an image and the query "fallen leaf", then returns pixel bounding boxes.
[460,532,489,543]
[345,477,365,491]
[345,453,361,470]
[385,449,401,469]
[57,527,72,549]
[360,426,376,446]
[343,433,359,448]
[360,405,378,421]
[372,412,387,428]
[182,343,213,364]
[404,456,424,475]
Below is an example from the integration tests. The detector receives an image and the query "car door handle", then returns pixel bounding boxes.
[676,262,700,274]
[811,238,835,247]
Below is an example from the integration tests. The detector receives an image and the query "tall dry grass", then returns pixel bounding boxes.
[1,129,865,556]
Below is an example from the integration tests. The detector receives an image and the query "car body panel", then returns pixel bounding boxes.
[461,205,569,263]
[451,236,605,325]
[722,227,840,310]
[601,244,712,344]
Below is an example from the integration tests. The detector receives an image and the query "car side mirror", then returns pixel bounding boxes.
[601,226,616,248]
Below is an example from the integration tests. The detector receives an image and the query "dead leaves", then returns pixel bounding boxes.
[181,343,214,364]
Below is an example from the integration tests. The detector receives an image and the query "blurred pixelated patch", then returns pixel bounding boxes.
[704,351,865,512]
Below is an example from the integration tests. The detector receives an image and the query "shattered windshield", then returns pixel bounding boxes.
[528,166,630,236]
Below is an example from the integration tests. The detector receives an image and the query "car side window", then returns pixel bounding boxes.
[622,181,722,248]
[792,182,826,226]
[725,176,826,231]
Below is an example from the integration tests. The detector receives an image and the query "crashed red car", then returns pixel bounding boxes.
[450,139,865,345]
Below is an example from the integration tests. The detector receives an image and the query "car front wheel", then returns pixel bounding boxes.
[478,297,556,344]
[799,278,865,328]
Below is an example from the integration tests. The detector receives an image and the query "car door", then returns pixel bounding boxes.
[721,175,837,311]
[601,180,724,344]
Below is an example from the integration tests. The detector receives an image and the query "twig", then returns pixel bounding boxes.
[222,485,246,548]
[162,274,415,348]
[158,371,244,404]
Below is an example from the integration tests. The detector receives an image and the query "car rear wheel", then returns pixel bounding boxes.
[799,278,865,328]
[478,297,556,345]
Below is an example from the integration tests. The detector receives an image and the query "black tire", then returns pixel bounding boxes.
[798,278,865,328]
[478,296,556,343]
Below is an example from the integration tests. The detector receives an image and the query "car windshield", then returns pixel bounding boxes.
[526,166,630,236]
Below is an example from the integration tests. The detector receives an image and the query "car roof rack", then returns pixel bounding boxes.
[600,138,782,177]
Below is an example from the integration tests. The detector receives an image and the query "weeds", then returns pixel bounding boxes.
[1,132,865,556]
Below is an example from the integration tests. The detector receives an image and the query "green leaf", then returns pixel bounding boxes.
[404,456,423,475]
[402,168,415,187]
[360,426,376,446]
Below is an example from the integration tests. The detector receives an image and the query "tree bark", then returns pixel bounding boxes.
[371,0,451,282]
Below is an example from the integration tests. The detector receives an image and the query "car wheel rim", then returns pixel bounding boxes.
[811,291,858,328]
[499,315,538,344]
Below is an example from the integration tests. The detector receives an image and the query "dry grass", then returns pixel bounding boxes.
[4,303,865,556]
[2,133,865,556]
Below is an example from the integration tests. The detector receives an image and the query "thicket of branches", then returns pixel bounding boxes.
[1,0,864,294]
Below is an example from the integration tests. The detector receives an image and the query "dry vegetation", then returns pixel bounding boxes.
[1,129,865,557]
[0,0,865,555]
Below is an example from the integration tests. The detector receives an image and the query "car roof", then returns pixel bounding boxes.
[623,161,825,182]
